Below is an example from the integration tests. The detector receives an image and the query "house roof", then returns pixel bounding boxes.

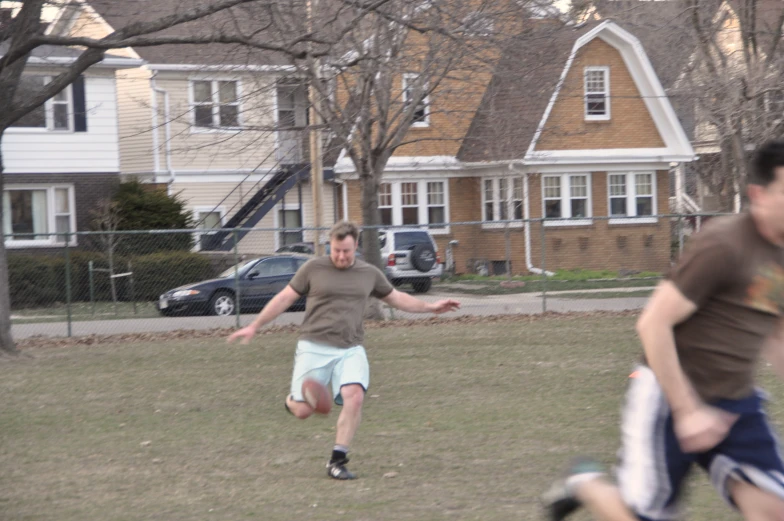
[457,20,594,162]
[0,43,141,68]
[576,0,713,90]
[78,0,295,67]
[458,19,695,165]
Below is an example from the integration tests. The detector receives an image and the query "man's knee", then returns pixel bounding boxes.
[731,479,784,521]
[340,384,365,407]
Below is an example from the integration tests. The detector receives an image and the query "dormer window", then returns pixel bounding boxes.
[584,67,610,120]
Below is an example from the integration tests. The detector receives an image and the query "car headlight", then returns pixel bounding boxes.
[172,289,201,298]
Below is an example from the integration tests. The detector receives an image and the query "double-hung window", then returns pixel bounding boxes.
[10,75,74,131]
[482,177,524,226]
[542,174,591,225]
[376,180,448,231]
[608,172,657,223]
[3,186,76,246]
[192,80,241,129]
[402,74,429,127]
[584,67,610,120]
[193,208,223,251]
[378,183,393,226]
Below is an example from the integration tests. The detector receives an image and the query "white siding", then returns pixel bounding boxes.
[3,74,121,174]
[116,67,155,174]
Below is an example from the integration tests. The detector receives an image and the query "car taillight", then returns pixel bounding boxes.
[436,252,441,264]
[387,254,396,267]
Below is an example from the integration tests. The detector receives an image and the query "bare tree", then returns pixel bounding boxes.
[0,0,393,354]
[88,199,123,314]
[573,0,784,212]
[273,0,541,270]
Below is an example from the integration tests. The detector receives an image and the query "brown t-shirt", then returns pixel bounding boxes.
[288,256,394,348]
[668,213,784,401]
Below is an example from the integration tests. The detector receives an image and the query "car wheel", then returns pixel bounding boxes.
[410,243,437,272]
[412,279,432,293]
[209,290,236,316]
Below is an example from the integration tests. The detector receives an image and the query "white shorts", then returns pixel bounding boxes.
[289,339,369,406]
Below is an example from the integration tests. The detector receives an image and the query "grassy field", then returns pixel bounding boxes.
[1,315,779,521]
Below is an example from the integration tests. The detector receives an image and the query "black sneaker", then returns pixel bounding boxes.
[326,458,357,480]
[541,457,604,521]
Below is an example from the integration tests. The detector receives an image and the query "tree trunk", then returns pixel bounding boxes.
[0,144,19,355]
[358,160,386,320]
[359,162,383,271]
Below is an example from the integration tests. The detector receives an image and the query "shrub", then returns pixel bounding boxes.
[110,180,194,254]
[9,251,217,308]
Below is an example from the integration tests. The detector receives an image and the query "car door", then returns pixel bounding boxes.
[243,257,297,309]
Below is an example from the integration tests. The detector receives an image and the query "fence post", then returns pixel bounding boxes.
[128,260,137,315]
[64,232,73,337]
[504,222,512,279]
[88,260,95,316]
[678,214,685,256]
[540,220,547,314]
[233,229,241,329]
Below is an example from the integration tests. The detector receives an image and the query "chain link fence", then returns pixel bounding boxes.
[5,213,729,339]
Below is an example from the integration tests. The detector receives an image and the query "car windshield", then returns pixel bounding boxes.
[217,258,262,278]
[394,232,431,250]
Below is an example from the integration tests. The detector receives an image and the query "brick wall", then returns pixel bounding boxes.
[536,39,665,151]
[343,172,671,274]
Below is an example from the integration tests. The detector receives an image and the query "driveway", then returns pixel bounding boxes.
[11,290,649,340]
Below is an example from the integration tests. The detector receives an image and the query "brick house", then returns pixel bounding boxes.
[1,43,142,251]
[336,20,695,274]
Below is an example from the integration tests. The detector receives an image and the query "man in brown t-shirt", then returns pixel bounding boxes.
[543,140,784,521]
[228,221,459,480]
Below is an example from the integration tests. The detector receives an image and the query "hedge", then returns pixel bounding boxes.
[9,251,216,308]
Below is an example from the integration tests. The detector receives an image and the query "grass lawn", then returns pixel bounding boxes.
[1,315,779,520]
[11,301,160,323]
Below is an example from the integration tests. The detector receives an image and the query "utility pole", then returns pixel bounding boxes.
[308,0,325,255]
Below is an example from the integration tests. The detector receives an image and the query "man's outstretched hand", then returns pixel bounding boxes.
[428,299,461,314]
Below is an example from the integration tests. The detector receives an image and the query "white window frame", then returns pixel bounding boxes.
[541,174,593,227]
[402,74,430,128]
[378,183,394,226]
[379,180,450,233]
[481,176,525,229]
[584,66,610,121]
[189,78,243,132]
[607,172,658,225]
[273,202,303,250]
[3,184,77,248]
[7,75,74,133]
[192,206,225,252]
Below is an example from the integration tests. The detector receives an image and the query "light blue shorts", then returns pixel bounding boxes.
[290,339,369,406]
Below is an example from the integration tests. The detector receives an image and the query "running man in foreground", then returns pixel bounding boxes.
[543,140,784,520]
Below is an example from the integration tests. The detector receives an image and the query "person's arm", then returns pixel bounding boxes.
[227,285,302,344]
[763,319,784,379]
[636,280,737,452]
[635,281,700,414]
[381,289,460,314]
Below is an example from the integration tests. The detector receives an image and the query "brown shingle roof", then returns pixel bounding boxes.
[458,20,595,162]
[86,0,297,66]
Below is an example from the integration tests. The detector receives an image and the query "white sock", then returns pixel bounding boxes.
[565,472,605,494]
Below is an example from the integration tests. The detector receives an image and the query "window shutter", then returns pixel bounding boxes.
[72,76,87,132]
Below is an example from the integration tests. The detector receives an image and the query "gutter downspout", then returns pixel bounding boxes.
[510,163,553,276]
[150,71,173,193]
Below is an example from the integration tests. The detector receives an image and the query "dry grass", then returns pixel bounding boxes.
[1,315,780,520]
